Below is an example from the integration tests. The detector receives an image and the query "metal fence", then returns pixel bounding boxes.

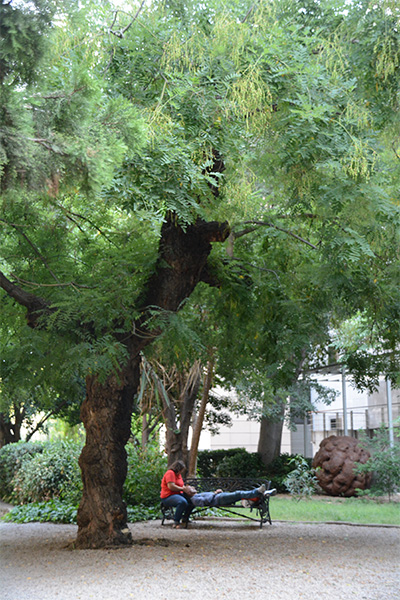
[311,401,400,440]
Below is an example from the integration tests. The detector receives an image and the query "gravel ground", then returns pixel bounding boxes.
[1,504,399,600]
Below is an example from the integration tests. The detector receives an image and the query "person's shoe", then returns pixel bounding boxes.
[256,484,266,495]
[264,488,277,497]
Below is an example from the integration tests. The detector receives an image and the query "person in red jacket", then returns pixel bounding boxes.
[160,460,193,528]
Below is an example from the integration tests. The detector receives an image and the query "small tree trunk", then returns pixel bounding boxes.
[141,414,150,449]
[161,363,201,469]
[0,407,24,448]
[165,428,188,467]
[188,357,214,476]
[75,360,139,549]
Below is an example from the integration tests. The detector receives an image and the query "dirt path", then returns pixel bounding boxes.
[1,515,399,600]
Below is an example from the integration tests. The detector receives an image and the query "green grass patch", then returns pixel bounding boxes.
[211,495,399,525]
[267,495,400,525]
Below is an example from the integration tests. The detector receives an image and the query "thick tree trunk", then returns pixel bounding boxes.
[258,352,307,467]
[75,358,140,549]
[165,428,189,467]
[257,400,286,468]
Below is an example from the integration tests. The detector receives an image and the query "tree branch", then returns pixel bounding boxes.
[0,270,54,327]
[10,275,93,290]
[40,86,85,100]
[50,201,119,247]
[27,138,68,155]
[236,220,318,249]
[25,397,70,442]
[109,1,146,38]
[0,219,60,281]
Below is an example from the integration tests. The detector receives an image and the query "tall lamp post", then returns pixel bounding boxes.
[386,378,394,448]
[341,366,348,436]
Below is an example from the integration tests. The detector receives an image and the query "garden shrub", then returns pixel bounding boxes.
[266,453,311,493]
[2,499,162,524]
[284,455,318,499]
[215,449,266,478]
[11,440,83,504]
[197,448,266,479]
[123,442,167,506]
[2,499,78,524]
[0,442,45,502]
[356,424,400,499]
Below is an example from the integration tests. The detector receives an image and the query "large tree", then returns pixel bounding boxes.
[1,0,399,549]
[0,0,231,548]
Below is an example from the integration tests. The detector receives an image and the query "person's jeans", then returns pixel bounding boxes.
[161,494,192,524]
[214,488,261,507]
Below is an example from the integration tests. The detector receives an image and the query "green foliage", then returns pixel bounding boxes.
[10,441,83,504]
[123,442,167,506]
[356,424,400,500]
[0,441,44,501]
[1,0,400,523]
[1,439,168,509]
[265,453,310,493]
[197,448,265,478]
[215,449,265,478]
[1,500,162,524]
[283,455,319,499]
[126,504,161,522]
[2,499,78,524]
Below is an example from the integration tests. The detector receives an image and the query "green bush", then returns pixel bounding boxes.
[215,449,265,478]
[196,448,310,491]
[283,455,318,499]
[356,424,400,499]
[0,442,44,502]
[266,453,311,493]
[127,504,161,522]
[197,448,265,478]
[1,500,162,524]
[11,440,83,504]
[123,442,167,506]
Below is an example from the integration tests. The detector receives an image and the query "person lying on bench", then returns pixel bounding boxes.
[185,484,277,507]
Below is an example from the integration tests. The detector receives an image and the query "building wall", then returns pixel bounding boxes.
[209,417,260,453]
[204,375,399,460]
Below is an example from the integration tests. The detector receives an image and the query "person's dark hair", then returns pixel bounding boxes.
[169,460,186,474]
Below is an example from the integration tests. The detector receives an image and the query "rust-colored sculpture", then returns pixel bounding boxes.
[312,435,371,497]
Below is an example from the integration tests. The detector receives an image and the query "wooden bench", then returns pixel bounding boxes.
[161,477,275,528]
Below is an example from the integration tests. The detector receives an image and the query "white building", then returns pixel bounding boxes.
[205,369,399,458]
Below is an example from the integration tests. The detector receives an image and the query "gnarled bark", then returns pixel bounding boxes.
[75,359,140,549]
[75,217,229,547]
